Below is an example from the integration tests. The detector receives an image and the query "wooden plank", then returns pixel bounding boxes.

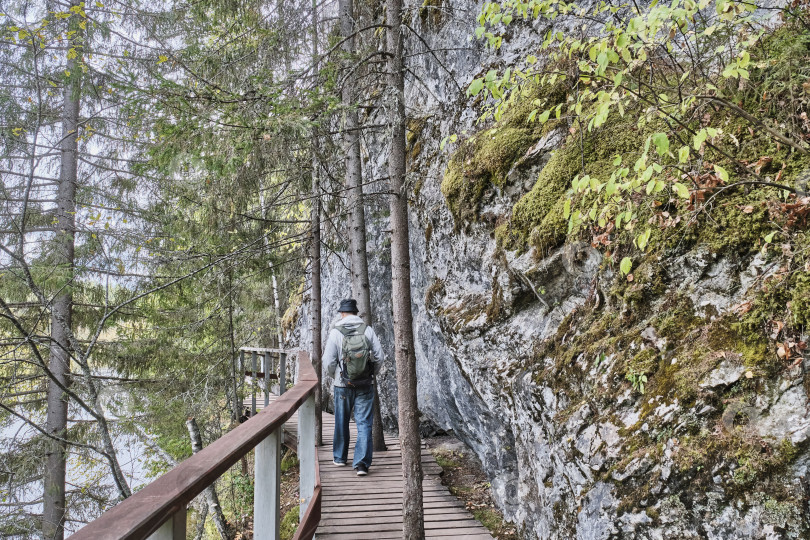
[317,519,484,534]
[316,529,493,540]
[243,371,279,379]
[425,529,496,537]
[320,501,465,514]
[321,511,476,523]
[240,346,286,353]
[320,499,464,511]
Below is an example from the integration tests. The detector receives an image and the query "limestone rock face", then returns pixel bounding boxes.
[293,1,810,538]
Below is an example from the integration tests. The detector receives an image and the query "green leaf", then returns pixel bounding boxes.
[678,146,689,163]
[597,51,608,71]
[468,78,484,96]
[673,182,690,199]
[613,155,622,166]
[651,132,669,156]
[693,129,707,150]
[620,257,632,275]
[563,199,571,219]
[713,164,729,183]
[764,231,777,243]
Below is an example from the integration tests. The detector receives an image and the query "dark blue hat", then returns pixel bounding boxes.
[338,299,359,313]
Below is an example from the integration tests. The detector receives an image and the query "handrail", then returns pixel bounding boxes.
[69,350,319,540]
[292,446,321,540]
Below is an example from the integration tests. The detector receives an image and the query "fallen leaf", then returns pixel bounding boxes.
[742,205,754,214]
[732,301,753,314]
[627,274,634,282]
[751,156,772,175]
[788,358,802,369]
[770,320,785,340]
[774,163,786,183]
[745,370,754,379]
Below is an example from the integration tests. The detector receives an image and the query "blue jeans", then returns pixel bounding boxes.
[333,385,374,468]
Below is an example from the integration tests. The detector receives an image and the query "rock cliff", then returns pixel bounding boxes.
[296,1,810,537]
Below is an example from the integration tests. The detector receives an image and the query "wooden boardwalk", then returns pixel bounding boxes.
[251,395,494,539]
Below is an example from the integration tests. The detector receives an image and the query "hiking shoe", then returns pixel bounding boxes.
[355,463,368,476]
[332,459,347,466]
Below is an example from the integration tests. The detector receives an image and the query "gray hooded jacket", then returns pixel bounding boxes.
[324,314,384,387]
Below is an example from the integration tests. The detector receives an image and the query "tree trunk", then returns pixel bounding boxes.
[193,502,209,540]
[44,4,82,538]
[338,0,387,453]
[310,159,323,446]
[311,0,323,448]
[227,262,240,420]
[272,273,285,392]
[386,0,425,537]
[187,418,231,540]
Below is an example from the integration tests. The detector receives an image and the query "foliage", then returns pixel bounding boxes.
[280,505,300,540]
[0,0,338,535]
[469,0,810,261]
[625,370,648,394]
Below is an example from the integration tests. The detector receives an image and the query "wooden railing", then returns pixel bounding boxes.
[241,346,288,416]
[69,350,321,540]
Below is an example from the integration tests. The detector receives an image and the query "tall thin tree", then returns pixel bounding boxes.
[386,0,425,536]
[338,0,386,452]
[44,3,83,537]
[310,0,324,447]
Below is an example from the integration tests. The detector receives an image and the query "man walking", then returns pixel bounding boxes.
[324,299,384,476]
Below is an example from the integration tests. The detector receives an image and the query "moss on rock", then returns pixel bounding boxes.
[441,126,537,225]
[441,82,567,228]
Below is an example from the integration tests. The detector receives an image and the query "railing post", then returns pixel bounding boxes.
[279,351,286,395]
[146,509,186,540]
[263,352,270,407]
[251,351,258,416]
[237,350,245,419]
[254,427,281,540]
[298,393,315,519]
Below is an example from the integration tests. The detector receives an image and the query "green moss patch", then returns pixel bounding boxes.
[442,83,567,228]
[442,126,536,225]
